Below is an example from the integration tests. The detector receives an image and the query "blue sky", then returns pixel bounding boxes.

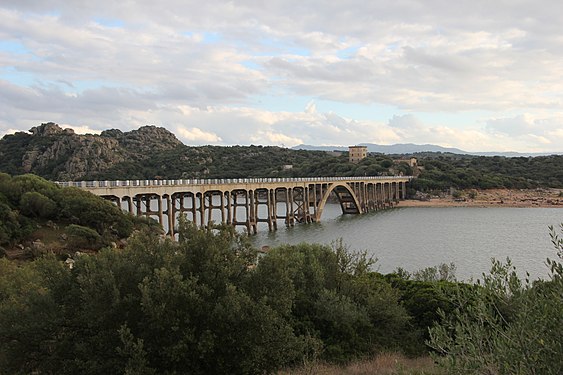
[1,0,563,152]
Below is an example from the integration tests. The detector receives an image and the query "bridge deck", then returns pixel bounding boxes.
[60,176,413,235]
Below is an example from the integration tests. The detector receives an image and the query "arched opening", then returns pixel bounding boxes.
[315,183,362,222]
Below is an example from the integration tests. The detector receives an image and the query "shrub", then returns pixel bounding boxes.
[427,224,563,374]
[66,224,101,249]
[19,191,57,219]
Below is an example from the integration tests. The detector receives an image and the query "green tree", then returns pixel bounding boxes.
[19,191,57,218]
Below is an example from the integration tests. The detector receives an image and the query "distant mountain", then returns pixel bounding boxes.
[292,143,561,157]
[293,143,470,154]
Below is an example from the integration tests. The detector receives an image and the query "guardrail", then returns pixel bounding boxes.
[54,176,413,189]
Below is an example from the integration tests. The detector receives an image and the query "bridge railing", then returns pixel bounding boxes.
[55,175,414,189]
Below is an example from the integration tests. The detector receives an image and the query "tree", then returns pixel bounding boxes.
[19,191,57,219]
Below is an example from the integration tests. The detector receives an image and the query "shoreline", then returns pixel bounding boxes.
[399,188,563,209]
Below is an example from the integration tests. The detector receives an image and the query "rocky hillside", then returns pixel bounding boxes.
[0,123,184,180]
[0,122,340,181]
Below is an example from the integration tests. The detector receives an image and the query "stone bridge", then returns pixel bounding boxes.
[60,176,412,235]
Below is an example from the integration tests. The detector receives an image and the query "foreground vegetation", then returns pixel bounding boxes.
[1,219,562,374]
[427,225,563,374]
[0,222,420,374]
[1,173,562,374]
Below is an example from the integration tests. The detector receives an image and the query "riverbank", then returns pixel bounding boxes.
[401,188,563,208]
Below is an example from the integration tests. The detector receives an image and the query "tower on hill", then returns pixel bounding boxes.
[349,145,367,163]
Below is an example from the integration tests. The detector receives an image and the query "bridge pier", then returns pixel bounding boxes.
[72,176,412,235]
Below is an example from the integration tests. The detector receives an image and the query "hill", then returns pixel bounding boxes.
[2,122,563,190]
[0,173,158,260]
[0,123,344,181]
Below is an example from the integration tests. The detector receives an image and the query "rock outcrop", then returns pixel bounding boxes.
[1,122,184,180]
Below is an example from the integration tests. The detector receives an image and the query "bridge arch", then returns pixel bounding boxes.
[315,182,362,222]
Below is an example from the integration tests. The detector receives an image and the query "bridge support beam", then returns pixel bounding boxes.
[90,176,412,235]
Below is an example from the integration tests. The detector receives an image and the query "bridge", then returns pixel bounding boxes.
[60,176,413,235]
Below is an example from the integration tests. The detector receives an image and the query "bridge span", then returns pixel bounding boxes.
[61,176,412,235]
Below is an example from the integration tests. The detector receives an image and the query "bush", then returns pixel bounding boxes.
[427,224,563,374]
[66,224,101,249]
[19,191,57,219]
[0,224,417,374]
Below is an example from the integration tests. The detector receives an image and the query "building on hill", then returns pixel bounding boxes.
[349,145,367,163]
[393,157,418,168]
[393,157,420,176]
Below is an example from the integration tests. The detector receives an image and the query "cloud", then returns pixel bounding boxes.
[1,1,563,152]
[59,124,101,135]
[177,126,222,143]
[388,114,422,129]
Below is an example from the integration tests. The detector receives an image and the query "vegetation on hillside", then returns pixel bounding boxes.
[412,154,563,191]
[0,173,158,257]
[3,124,562,191]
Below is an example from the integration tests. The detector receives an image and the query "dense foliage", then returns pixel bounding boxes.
[0,222,440,374]
[0,173,153,250]
[1,211,562,373]
[412,154,563,190]
[428,224,563,374]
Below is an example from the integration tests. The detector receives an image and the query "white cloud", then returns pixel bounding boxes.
[60,124,101,135]
[176,126,222,143]
[1,1,563,152]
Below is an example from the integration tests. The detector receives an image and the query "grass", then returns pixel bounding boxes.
[278,353,443,375]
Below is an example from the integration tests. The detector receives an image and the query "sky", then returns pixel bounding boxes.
[1,1,563,153]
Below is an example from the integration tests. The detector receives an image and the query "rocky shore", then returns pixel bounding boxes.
[401,188,563,208]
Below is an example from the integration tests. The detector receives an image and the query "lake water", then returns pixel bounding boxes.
[250,205,563,281]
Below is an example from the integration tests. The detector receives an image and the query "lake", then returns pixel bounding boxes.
[250,205,563,281]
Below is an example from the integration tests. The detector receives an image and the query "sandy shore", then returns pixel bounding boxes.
[400,188,563,208]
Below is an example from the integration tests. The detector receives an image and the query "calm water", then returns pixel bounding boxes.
[251,205,563,281]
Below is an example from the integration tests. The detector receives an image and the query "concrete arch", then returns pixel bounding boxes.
[315,182,362,222]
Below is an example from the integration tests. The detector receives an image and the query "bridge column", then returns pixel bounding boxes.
[123,196,133,214]
[311,184,318,221]
[231,191,239,227]
[401,181,406,199]
[284,188,293,226]
[371,183,377,210]
[266,189,273,231]
[305,187,310,222]
[366,184,372,210]
[364,184,370,211]
[197,193,204,227]
[157,195,163,227]
[225,191,232,225]
[237,190,251,234]
[206,193,212,225]
[268,189,275,230]
[246,190,256,234]
[135,195,141,216]
[220,192,226,225]
[166,194,174,237]
[190,194,196,223]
